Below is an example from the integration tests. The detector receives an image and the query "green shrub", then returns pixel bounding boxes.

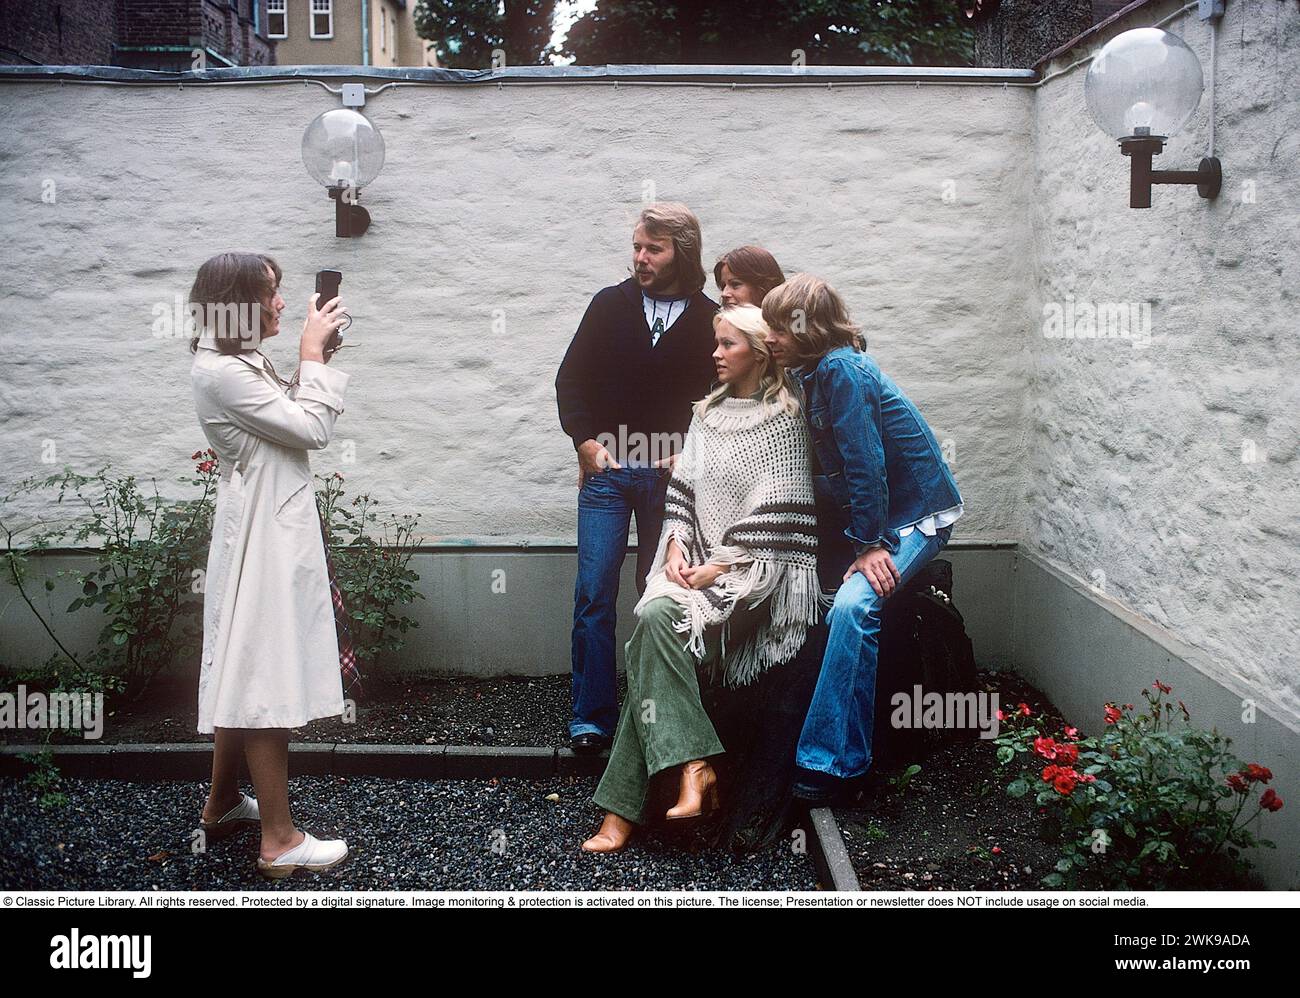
[995,681,1283,889]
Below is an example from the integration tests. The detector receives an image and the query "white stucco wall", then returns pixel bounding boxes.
[1025,0,1300,721]
[1,0,1296,725]
[0,74,1033,542]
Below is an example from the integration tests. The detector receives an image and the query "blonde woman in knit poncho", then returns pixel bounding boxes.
[582,304,826,853]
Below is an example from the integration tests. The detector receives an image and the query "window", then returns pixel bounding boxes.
[267,0,286,38]
[310,0,333,39]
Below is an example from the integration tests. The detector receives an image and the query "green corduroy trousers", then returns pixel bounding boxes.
[592,594,768,824]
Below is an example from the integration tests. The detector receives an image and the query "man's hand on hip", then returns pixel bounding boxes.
[577,438,622,488]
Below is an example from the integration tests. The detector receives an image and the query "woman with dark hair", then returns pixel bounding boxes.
[714,245,786,308]
[189,251,353,878]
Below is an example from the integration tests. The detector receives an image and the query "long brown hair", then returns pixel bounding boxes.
[636,202,706,293]
[188,252,282,355]
[761,273,867,362]
[713,245,785,304]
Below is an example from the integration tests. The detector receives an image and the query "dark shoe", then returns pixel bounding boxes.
[570,733,611,755]
[792,767,864,807]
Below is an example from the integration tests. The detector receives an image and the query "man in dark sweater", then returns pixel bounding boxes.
[556,203,718,753]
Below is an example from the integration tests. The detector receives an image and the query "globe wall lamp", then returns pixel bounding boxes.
[1084,25,1221,209]
[301,87,385,237]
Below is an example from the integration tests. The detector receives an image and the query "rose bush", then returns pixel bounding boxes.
[994,680,1283,889]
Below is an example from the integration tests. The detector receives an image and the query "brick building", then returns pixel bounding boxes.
[0,0,435,69]
[0,0,275,69]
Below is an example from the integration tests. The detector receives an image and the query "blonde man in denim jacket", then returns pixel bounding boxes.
[762,274,964,802]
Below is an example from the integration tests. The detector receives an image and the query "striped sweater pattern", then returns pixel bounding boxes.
[634,395,828,687]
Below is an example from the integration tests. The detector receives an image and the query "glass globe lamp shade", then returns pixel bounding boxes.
[301,109,386,189]
[1084,28,1204,141]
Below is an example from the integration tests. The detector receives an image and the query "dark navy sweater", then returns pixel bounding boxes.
[556,278,718,461]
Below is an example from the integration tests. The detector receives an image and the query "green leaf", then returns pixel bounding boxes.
[996,746,1014,765]
[1007,778,1029,798]
[1042,873,1065,888]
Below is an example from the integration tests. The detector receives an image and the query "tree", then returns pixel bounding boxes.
[414,0,558,69]
[562,0,975,67]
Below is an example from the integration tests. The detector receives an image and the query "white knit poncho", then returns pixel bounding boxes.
[634,395,829,687]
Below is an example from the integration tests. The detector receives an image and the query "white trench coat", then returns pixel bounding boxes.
[191,337,350,733]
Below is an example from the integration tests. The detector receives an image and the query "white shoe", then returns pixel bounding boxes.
[200,793,260,838]
[257,832,349,879]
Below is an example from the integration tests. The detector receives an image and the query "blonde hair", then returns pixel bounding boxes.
[761,273,867,362]
[637,202,707,293]
[696,305,800,417]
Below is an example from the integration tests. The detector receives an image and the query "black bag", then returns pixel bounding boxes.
[699,558,976,850]
[871,558,979,769]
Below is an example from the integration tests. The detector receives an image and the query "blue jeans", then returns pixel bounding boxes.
[570,466,669,738]
[795,524,951,778]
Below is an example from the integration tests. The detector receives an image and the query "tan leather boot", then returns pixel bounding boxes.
[666,760,720,820]
[581,812,636,853]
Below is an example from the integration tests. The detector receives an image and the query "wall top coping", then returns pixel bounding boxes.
[0,63,1040,88]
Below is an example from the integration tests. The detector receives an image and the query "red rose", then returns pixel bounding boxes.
[996,709,1007,722]
[991,846,1002,855]
[1033,737,1058,760]
[191,450,202,460]
[1053,771,1078,796]
[1018,703,1032,717]
[1064,726,1080,740]
[1259,789,1284,812]
[1244,764,1273,784]
[1153,680,1172,694]
[1041,765,1060,783]
[1078,772,1097,784]
[1226,774,1249,794]
[1055,744,1079,765]
[1104,704,1122,725]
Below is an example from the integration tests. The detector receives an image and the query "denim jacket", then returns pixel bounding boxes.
[795,346,962,556]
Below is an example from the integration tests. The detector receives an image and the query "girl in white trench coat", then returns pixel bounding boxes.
[188,252,352,878]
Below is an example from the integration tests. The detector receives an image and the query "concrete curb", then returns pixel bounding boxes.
[0,742,595,782]
[805,807,862,891]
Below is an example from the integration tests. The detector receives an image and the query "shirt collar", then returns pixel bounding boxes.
[642,289,690,304]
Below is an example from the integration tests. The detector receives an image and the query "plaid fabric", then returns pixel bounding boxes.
[318,513,363,698]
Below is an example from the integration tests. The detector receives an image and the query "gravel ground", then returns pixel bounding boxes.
[2,675,612,747]
[0,775,816,891]
[835,670,1074,890]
